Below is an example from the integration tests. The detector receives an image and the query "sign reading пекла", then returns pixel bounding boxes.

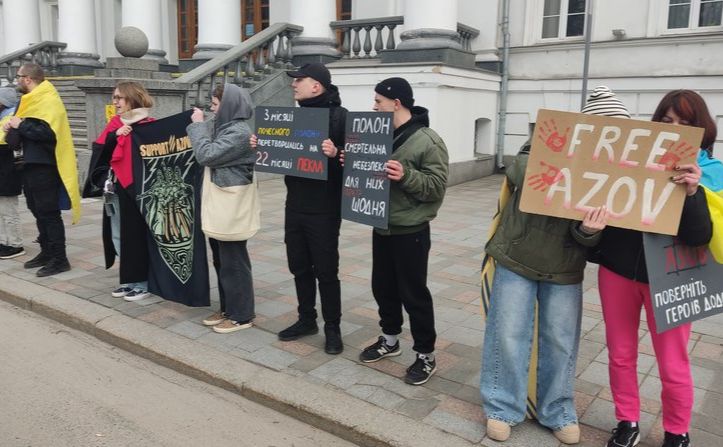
[520,109,704,235]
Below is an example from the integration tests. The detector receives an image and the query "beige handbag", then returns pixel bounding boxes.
[201,167,260,241]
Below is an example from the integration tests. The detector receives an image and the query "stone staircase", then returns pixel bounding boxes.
[49,77,90,151]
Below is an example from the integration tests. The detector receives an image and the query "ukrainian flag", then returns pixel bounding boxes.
[699,150,723,263]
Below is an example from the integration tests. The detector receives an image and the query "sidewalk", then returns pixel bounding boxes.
[1,175,721,447]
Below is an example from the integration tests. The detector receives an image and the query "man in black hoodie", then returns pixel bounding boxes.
[254,63,347,354]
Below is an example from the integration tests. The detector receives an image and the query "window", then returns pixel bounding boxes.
[177,0,198,59]
[668,0,722,29]
[242,0,270,40]
[541,0,586,39]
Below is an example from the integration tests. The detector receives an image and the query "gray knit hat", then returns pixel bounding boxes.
[582,86,630,118]
[0,87,17,109]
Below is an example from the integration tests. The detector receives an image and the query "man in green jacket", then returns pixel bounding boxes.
[358,77,449,385]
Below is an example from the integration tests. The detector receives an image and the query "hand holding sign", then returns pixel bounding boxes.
[672,163,702,196]
[581,206,609,234]
[537,119,570,153]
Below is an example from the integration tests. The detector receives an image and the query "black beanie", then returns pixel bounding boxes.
[375,77,414,109]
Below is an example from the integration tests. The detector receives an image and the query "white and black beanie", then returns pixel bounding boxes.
[581,86,630,118]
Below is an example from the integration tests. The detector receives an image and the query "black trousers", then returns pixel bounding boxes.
[23,165,66,259]
[371,224,436,354]
[117,183,150,284]
[284,209,341,325]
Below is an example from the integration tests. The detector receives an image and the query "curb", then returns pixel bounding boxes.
[0,273,477,447]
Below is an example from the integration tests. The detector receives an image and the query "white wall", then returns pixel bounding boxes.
[352,0,400,20]
[270,0,292,24]
[330,64,500,163]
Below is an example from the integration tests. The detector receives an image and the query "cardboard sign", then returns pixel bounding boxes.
[644,233,723,333]
[254,106,329,180]
[341,112,393,228]
[520,109,704,235]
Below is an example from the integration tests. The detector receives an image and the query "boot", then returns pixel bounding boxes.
[36,257,71,277]
[324,323,343,355]
[278,319,318,341]
[24,236,50,269]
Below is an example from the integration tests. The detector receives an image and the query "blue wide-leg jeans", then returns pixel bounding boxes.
[480,264,582,430]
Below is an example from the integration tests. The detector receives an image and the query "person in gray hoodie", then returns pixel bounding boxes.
[187,83,256,334]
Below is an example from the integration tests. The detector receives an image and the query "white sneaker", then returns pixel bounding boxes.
[124,289,150,302]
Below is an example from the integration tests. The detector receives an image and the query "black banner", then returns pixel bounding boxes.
[644,233,723,333]
[341,112,392,229]
[131,110,210,307]
[254,106,329,179]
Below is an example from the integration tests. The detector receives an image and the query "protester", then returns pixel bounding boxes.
[251,63,347,354]
[91,81,154,301]
[597,89,717,447]
[0,87,24,260]
[187,83,257,333]
[3,63,80,277]
[357,77,448,386]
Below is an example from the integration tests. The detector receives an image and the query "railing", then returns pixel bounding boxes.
[175,23,303,106]
[0,41,67,83]
[457,22,480,51]
[329,17,480,58]
[330,16,403,59]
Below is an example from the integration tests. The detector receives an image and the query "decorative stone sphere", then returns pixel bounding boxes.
[114,26,149,58]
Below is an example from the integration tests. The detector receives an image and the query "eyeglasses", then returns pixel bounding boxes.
[112,95,126,101]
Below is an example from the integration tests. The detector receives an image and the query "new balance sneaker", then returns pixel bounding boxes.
[404,353,436,385]
[202,311,228,326]
[278,319,318,341]
[359,336,401,363]
[0,246,25,259]
[213,319,253,333]
[607,421,640,447]
[111,286,133,298]
[662,432,689,447]
[123,289,151,302]
[36,258,71,277]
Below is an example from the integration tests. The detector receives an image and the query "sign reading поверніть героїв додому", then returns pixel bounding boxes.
[254,106,329,180]
[342,112,392,229]
[520,109,704,235]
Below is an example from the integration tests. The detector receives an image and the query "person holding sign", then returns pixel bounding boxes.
[596,90,716,447]
[480,139,608,443]
[188,83,257,333]
[252,63,348,354]
[358,77,448,386]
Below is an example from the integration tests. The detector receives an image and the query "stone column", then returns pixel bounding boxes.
[382,0,473,66]
[122,0,168,63]
[1,0,41,53]
[57,0,102,74]
[289,0,340,64]
[193,0,241,59]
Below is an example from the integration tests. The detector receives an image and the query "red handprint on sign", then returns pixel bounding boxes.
[537,119,570,153]
[527,161,562,191]
[659,141,697,171]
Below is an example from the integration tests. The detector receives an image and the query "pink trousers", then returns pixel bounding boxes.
[598,266,693,435]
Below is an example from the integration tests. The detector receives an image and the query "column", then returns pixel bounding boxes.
[382,0,473,66]
[1,0,41,53]
[193,0,241,59]
[57,0,102,72]
[122,0,168,63]
[289,0,340,64]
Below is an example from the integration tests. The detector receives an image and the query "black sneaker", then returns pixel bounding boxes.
[278,319,319,341]
[0,246,25,259]
[607,421,640,447]
[24,252,52,269]
[324,324,344,355]
[36,258,71,277]
[359,336,401,363]
[404,353,436,385]
[662,432,689,447]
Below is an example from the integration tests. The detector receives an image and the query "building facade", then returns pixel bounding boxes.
[0,0,721,170]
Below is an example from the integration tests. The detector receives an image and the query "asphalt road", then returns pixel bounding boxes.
[0,300,355,447]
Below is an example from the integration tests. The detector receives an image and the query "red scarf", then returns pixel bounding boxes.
[100,114,155,188]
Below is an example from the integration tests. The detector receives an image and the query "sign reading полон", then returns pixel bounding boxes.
[254,106,329,180]
[342,112,392,229]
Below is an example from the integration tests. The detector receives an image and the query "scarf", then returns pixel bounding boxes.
[109,108,153,188]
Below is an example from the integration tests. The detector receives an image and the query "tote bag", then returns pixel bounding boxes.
[201,167,260,241]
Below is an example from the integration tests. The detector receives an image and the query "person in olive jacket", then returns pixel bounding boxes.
[357,77,448,387]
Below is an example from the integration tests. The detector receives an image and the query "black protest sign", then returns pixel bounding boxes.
[644,233,723,333]
[341,112,392,229]
[131,110,210,307]
[254,106,329,180]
